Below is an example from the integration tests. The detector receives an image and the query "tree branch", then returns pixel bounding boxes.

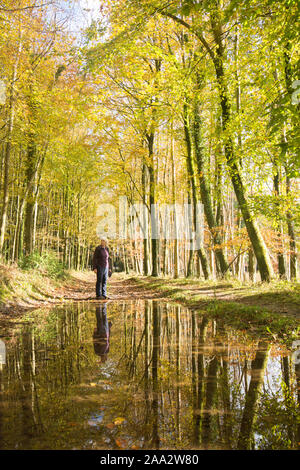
[0,2,51,12]
[159,10,215,61]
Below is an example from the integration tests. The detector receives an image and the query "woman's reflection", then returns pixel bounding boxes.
[93,303,112,363]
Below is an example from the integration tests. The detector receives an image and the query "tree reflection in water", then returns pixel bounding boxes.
[0,299,299,450]
[93,303,112,363]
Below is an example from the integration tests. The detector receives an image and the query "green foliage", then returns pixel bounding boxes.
[255,381,300,450]
[19,250,68,280]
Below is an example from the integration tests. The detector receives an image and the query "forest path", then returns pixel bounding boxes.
[54,271,168,302]
[0,271,299,336]
[0,272,166,336]
[58,272,300,317]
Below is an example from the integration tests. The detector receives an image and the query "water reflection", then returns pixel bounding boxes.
[0,300,299,450]
[93,303,112,363]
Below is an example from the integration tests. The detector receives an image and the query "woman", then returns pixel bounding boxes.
[92,237,112,300]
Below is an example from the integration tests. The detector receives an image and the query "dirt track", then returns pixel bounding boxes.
[0,272,299,336]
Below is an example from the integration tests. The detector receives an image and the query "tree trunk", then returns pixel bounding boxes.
[0,35,22,252]
[210,7,274,281]
[286,172,297,279]
[170,129,179,278]
[192,100,228,276]
[183,104,209,279]
[282,44,297,279]
[24,131,37,255]
[273,168,286,278]
[248,248,254,282]
[142,161,149,275]
[146,132,158,277]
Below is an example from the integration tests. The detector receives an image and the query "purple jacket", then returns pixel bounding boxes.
[92,246,112,270]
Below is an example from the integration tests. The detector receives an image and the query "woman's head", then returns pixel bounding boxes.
[100,237,107,247]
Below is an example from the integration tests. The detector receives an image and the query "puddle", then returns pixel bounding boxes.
[0,299,299,450]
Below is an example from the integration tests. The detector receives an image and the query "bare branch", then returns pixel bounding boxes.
[0,2,52,12]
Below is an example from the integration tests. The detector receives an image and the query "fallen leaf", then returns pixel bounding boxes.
[114,417,125,426]
[106,423,115,429]
[115,438,127,449]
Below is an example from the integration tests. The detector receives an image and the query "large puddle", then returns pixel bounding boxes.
[0,300,299,450]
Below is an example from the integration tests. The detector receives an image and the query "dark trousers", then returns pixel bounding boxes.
[96,266,108,297]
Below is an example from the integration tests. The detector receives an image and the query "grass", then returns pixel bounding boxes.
[130,275,300,302]
[0,251,70,307]
[18,250,69,280]
[130,275,300,346]
[0,261,70,309]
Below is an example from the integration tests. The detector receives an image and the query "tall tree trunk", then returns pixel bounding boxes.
[210,5,274,281]
[24,131,37,255]
[183,103,210,279]
[248,248,254,282]
[192,100,228,276]
[170,128,179,278]
[286,172,297,279]
[273,167,286,278]
[146,132,158,277]
[142,161,149,275]
[186,192,194,277]
[0,35,22,252]
[282,44,297,279]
